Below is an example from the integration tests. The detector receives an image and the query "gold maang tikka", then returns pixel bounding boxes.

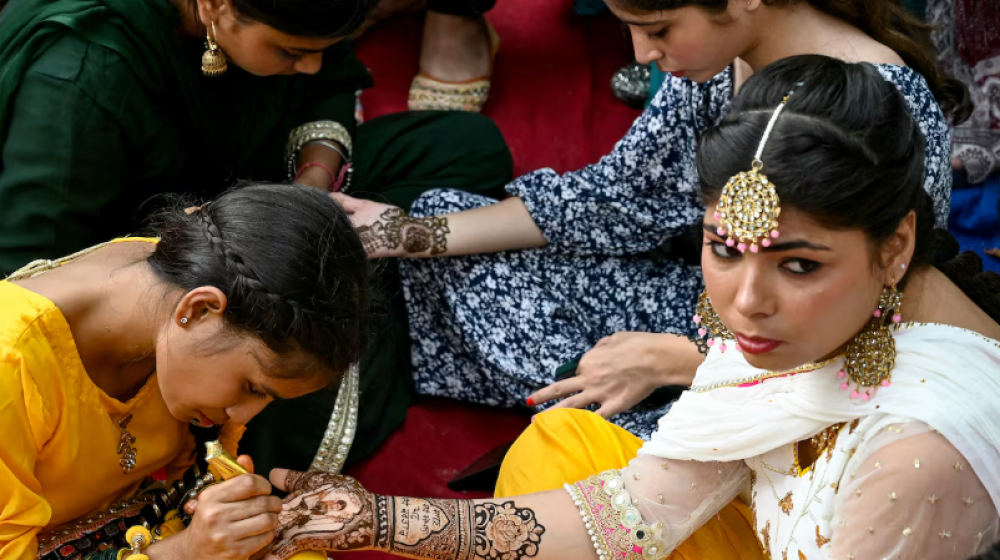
[202,21,228,77]
[713,88,799,253]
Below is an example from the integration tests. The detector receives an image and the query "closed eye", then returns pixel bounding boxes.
[248,384,269,400]
[647,26,668,39]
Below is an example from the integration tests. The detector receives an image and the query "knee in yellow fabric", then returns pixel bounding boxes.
[496,409,642,497]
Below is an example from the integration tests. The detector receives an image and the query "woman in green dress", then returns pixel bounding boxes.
[0,0,513,476]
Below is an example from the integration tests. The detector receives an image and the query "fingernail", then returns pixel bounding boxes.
[526,397,535,407]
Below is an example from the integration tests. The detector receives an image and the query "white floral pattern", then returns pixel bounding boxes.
[401,65,951,440]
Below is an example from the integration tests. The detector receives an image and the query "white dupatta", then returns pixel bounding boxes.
[639,323,1000,512]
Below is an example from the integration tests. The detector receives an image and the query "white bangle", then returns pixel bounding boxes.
[306,140,350,164]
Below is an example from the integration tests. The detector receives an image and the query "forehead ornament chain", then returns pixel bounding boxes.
[713,88,798,253]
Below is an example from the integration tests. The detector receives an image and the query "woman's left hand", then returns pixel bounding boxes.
[261,469,377,560]
[528,332,703,419]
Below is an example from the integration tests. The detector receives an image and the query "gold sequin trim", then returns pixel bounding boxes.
[690,358,839,392]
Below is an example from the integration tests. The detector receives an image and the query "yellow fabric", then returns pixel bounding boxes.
[0,239,241,560]
[496,409,764,560]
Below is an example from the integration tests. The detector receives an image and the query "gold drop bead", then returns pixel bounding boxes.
[903,527,912,536]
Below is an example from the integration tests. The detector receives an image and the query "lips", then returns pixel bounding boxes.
[735,333,783,355]
[194,411,215,427]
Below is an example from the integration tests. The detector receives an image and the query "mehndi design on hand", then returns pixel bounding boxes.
[272,474,377,559]
[357,208,450,256]
[272,472,546,560]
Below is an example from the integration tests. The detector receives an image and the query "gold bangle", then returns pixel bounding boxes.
[285,120,352,179]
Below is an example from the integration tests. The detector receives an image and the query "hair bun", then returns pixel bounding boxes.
[927,228,961,266]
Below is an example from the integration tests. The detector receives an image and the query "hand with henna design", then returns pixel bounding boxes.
[331,193,449,259]
[264,469,549,560]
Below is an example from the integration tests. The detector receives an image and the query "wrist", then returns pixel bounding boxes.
[143,531,188,560]
[295,163,338,190]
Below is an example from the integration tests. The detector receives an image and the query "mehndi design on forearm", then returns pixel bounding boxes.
[357,208,450,256]
[275,473,545,560]
[373,497,545,560]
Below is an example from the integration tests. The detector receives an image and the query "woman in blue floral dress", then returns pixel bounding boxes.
[338,0,971,439]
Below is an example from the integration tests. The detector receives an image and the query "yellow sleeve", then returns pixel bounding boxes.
[0,355,54,560]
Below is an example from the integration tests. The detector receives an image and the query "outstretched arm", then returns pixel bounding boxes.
[333,194,547,259]
[264,470,588,560]
[265,456,747,560]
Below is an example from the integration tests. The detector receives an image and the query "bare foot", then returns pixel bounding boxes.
[419,12,492,81]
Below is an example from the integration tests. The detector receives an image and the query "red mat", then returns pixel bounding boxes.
[336,4,639,557]
[354,0,641,177]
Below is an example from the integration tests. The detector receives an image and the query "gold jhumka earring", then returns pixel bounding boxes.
[202,21,227,77]
[693,292,735,351]
[837,283,903,400]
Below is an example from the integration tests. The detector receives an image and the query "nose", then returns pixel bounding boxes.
[226,398,272,425]
[294,52,323,75]
[629,27,664,66]
[732,262,777,319]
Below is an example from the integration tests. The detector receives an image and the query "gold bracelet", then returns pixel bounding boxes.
[285,120,353,180]
[564,471,669,560]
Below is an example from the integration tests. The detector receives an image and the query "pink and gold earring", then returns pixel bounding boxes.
[837,283,903,400]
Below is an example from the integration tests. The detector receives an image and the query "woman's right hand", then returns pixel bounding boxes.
[152,464,280,560]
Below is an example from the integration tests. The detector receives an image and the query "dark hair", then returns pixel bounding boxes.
[967,542,1000,560]
[611,0,971,124]
[146,183,371,382]
[697,55,1000,322]
[196,0,376,39]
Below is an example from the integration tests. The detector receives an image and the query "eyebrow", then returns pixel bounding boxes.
[285,46,326,54]
[702,224,832,252]
[618,17,667,27]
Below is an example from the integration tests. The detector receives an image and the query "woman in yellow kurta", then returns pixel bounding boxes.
[0,183,370,560]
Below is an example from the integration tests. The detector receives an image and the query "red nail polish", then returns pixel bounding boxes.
[526,397,535,407]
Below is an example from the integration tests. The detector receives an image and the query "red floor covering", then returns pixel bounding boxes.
[337,3,639,557]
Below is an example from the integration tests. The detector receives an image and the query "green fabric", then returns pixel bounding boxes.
[0,0,371,275]
[240,111,513,476]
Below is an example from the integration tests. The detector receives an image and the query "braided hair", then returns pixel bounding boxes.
[697,55,1000,323]
[146,183,371,382]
